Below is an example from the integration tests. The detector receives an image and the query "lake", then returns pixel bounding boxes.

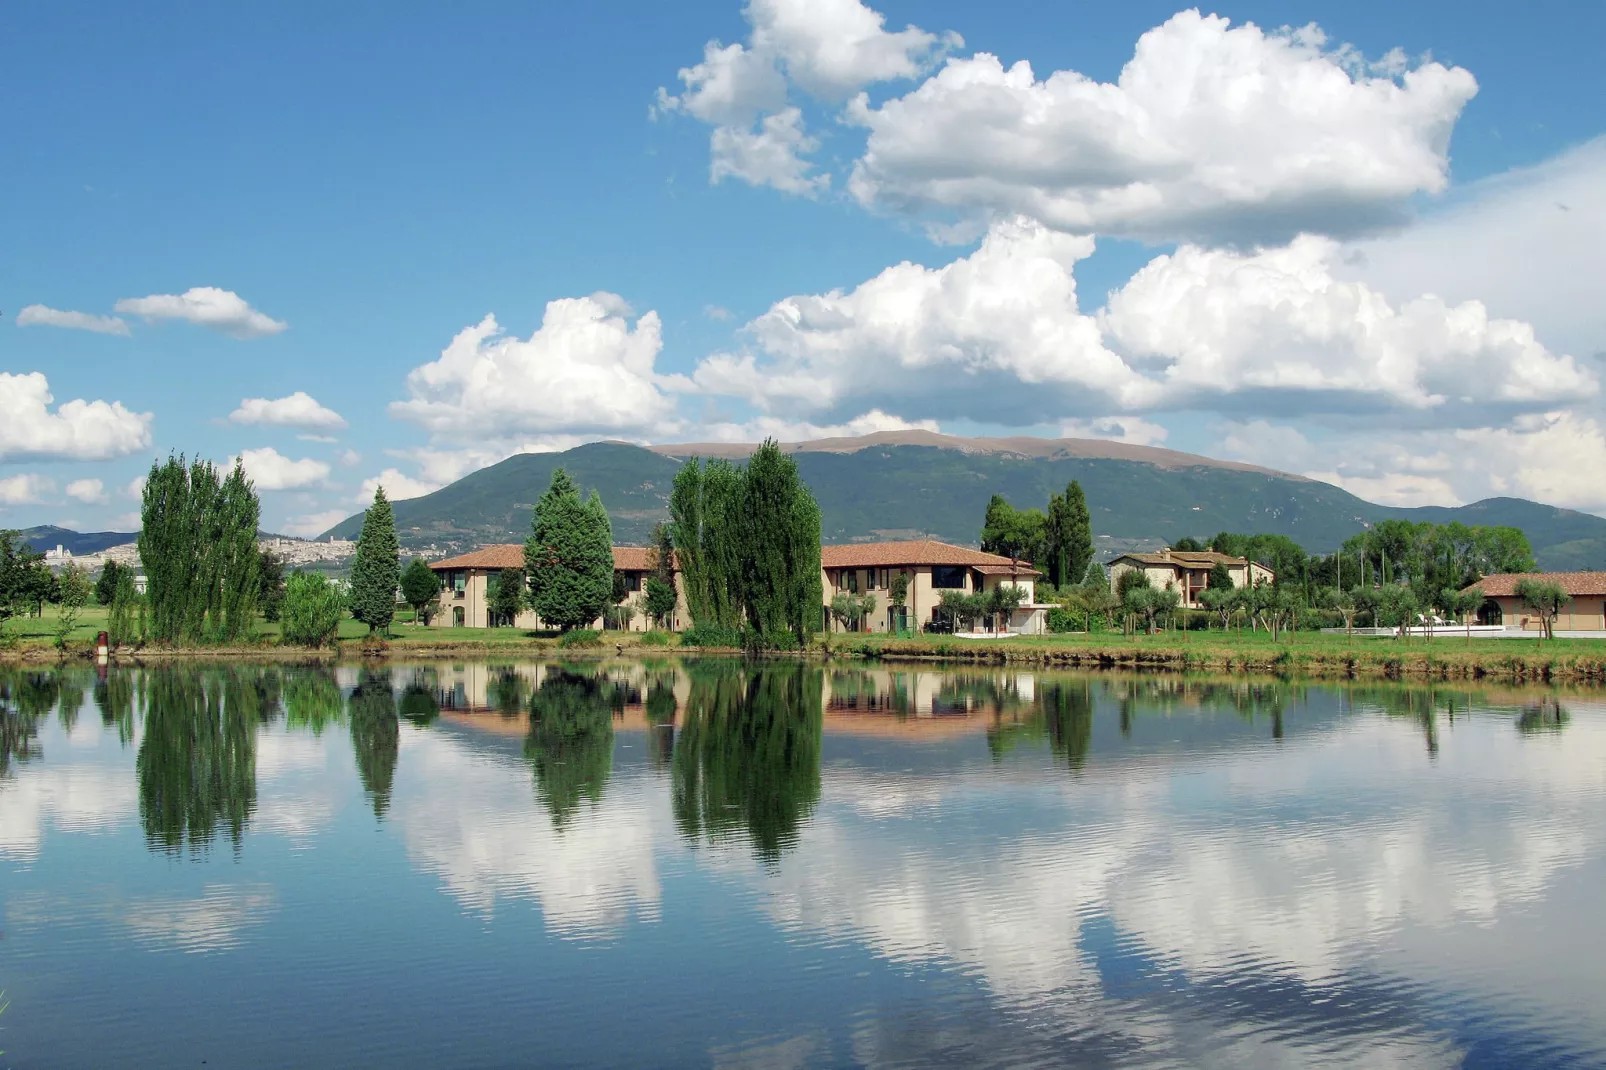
[1,660,1603,1068]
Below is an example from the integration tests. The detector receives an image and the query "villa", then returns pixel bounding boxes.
[820,540,1053,635]
[428,545,686,631]
[1106,548,1274,608]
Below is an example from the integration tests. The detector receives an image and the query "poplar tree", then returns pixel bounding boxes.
[700,459,743,629]
[350,485,400,635]
[138,455,260,643]
[668,460,712,623]
[525,468,613,631]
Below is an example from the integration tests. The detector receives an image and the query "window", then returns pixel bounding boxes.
[452,571,466,594]
[932,565,966,589]
[623,571,641,592]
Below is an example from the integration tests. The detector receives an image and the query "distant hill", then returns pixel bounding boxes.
[317,436,1606,570]
[19,526,138,555]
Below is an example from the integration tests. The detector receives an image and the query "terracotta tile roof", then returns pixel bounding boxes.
[1113,550,1249,567]
[1464,572,1606,597]
[820,539,1029,570]
[430,544,672,572]
[972,562,1044,577]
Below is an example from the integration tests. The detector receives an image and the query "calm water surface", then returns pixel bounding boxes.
[2,660,1604,1068]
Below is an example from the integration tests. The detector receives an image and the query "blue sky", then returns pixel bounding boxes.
[3,0,1604,536]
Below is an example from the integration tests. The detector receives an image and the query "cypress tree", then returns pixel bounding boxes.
[1064,481,1094,588]
[734,440,822,648]
[350,485,400,636]
[525,468,613,631]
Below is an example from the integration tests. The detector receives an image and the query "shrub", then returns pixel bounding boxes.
[1046,606,1077,633]
[556,628,602,649]
[638,629,676,647]
[679,624,744,648]
[281,572,345,648]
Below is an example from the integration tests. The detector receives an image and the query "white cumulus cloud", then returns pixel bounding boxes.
[280,510,353,539]
[1102,234,1594,417]
[688,219,1594,430]
[710,107,829,195]
[1060,416,1170,446]
[232,447,331,491]
[0,372,152,462]
[115,286,286,339]
[847,10,1478,244]
[391,293,677,443]
[15,305,130,336]
[228,391,346,431]
[746,0,955,100]
[65,478,107,504]
[0,473,54,505]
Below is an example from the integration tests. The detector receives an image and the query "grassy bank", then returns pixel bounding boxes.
[7,606,1604,682]
[825,629,1606,683]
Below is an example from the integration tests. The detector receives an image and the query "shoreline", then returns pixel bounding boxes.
[6,631,1606,685]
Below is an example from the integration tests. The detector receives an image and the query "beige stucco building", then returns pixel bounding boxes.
[820,540,1052,635]
[1106,549,1274,608]
[427,545,687,631]
[1463,572,1606,631]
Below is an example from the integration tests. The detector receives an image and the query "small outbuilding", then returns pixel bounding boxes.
[1106,549,1274,608]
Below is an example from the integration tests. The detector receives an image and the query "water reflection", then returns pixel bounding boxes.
[348,669,400,818]
[136,667,262,853]
[2,660,1603,1068]
[672,661,822,863]
[523,667,619,827]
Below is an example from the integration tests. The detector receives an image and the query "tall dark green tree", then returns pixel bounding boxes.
[138,457,261,644]
[734,441,822,648]
[669,460,713,625]
[701,459,744,629]
[1063,481,1094,587]
[349,485,400,635]
[258,549,286,622]
[525,469,614,631]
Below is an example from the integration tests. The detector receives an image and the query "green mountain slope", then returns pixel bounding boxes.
[21,526,139,555]
[317,439,1606,570]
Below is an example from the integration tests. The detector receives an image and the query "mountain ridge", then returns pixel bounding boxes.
[315,436,1606,571]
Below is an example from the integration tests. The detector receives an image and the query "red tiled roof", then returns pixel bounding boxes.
[1113,550,1250,567]
[1465,572,1606,597]
[430,545,672,572]
[972,562,1044,577]
[820,539,1029,570]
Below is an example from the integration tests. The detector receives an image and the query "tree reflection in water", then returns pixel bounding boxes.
[987,678,1094,770]
[348,670,400,818]
[671,662,822,864]
[0,670,45,777]
[93,668,137,746]
[523,668,620,828]
[1517,697,1570,734]
[137,667,262,853]
[284,669,344,735]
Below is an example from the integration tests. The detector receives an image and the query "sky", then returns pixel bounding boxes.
[3,0,1604,537]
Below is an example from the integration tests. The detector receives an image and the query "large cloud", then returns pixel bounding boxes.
[229,392,346,432]
[689,219,1590,427]
[0,371,152,462]
[1103,234,1594,418]
[847,10,1477,244]
[391,293,677,442]
[115,286,286,339]
[693,218,1147,423]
